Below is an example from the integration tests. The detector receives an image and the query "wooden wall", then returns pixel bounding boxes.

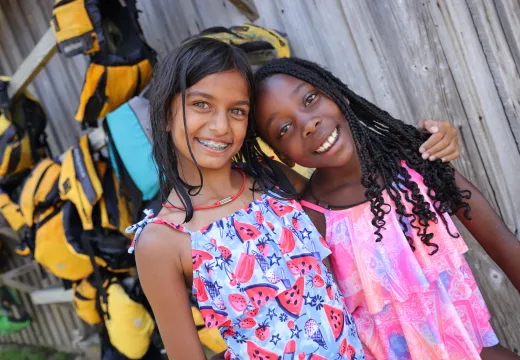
[0,0,519,354]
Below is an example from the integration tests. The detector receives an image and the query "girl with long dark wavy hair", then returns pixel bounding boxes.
[252,57,520,360]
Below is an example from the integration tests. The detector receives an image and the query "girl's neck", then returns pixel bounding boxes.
[173,159,240,205]
[313,156,363,192]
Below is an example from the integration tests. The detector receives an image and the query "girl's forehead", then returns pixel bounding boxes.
[257,74,311,98]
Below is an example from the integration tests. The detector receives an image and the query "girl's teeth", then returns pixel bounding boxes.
[315,128,339,154]
[198,139,229,150]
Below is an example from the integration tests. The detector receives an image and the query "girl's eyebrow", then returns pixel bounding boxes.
[292,82,308,96]
[186,91,214,99]
[234,100,250,106]
[186,91,249,106]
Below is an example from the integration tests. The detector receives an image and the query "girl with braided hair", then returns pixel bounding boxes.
[252,57,520,360]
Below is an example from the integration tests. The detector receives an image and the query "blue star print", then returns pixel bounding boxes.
[291,325,302,339]
[268,253,282,266]
[270,334,281,346]
[267,309,277,320]
[303,293,313,306]
[279,313,288,322]
[300,228,312,240]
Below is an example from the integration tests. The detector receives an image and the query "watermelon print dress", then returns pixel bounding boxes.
[302,162,498,360]
[128,193,365,360]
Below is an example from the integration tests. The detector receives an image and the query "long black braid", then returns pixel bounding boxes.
[253,58,471,254]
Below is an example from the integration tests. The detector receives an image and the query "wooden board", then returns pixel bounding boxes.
[6,28,57,103]
[228,0,259,21]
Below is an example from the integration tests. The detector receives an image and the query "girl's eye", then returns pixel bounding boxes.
[280,124,291,137]
[193,102,210,109]
[305,93,317,107]
[230,108,246,116]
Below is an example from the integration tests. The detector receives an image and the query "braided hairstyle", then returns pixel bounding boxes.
[252,58,471,254]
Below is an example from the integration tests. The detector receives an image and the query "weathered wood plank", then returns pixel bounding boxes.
[6,28,57,102]
[465,0,520,170]
[228,0,259,21]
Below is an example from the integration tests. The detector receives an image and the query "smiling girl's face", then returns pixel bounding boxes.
[169,69,251,170]
[255,74,356,169]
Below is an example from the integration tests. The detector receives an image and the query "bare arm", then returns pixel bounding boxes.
[135,225,206,360]
[455,171,520,291]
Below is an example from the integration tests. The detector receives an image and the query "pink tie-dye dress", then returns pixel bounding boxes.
[302,162,498,360]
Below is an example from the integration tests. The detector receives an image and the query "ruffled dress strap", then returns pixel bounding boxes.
[126,209,192,253]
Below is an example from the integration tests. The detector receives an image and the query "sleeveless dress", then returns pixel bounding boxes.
[127,193,365,360]
[302,163,499,360]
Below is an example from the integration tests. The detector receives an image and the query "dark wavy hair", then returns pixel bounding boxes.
[148,37,283,222]
[254,58,471,254]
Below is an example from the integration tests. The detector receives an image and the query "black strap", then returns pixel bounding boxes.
[83,69,108,128]
[0,79,9,114]
[81,231,110,320]
[124,0,156,66]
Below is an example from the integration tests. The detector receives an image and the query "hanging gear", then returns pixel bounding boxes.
[58,134,135,272]
[50,0,156,127]
[101,277,155,359]
[0,76,50,185]
[16,158,98,280]
[197,24,291,59]
[0,189,25,232]
[104,97,158,223]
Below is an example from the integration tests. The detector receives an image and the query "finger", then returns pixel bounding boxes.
[417,119,439,134]
[419,132,443,156]
[429,144,456,161]
[442,150,460,162]
[422,135,451,160]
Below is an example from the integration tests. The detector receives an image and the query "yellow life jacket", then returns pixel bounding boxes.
[0,190,24,232]
[15,156,103,280]
[101,279,155,359]
[59,135,135,272]
[50,0,156,127]
[72,276,102,325]
[0,77,50,183]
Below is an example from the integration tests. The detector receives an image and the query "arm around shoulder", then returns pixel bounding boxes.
[454,170,520,291]
[135,224,207,360]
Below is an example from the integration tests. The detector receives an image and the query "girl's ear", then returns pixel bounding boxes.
[275,151,295,168]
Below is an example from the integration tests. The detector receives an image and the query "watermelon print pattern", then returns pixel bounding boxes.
[129,193,364,359]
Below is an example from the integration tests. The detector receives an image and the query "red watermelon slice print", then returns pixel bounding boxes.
[323,304,345,341]
[199,306,229,328]
[228,293,248,312]
[275,276,304,318]
[192,249,213,271]
[233,218,262,242]
[267,197,293,218]
[244,283,278,309]
[289,254,322,275]
[246,341,279,359]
